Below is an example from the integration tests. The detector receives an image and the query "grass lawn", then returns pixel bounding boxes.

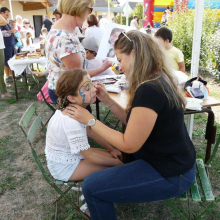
[0,69,220,219]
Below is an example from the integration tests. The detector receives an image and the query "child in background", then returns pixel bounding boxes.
[39,28,47,43]
[155,27,185,72]
[81,37,115,78]
[45,69,122,183]
[9,20,22,54]
[26,32,33,47]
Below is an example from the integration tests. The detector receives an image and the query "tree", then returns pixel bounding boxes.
[105,0,114,7]
[130,3,144,26]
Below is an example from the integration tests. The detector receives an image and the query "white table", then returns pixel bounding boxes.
[8,56,47,76]
[8,56,47,101]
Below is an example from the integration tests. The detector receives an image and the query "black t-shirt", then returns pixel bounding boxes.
[43,19,52,32]
[126,81,196,177]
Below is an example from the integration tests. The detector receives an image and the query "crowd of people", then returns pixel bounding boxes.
[0,1,194,220]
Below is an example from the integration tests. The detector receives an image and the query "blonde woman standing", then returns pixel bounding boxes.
[66,31,196,220]
[45,0,111,105]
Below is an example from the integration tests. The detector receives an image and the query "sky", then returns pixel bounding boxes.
[118,0,143,6]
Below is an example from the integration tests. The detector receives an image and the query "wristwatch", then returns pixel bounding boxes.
[88,118,96,129]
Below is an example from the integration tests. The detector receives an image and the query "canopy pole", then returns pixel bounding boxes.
[9,0,13,20]
[186,0,205,139]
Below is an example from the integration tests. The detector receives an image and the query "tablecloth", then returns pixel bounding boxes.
[8,56,47,75]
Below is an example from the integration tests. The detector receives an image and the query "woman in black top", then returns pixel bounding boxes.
[66,30,196,220]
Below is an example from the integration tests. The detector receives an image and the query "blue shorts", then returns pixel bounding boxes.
[47,160,80,182]
[4,45,14,66]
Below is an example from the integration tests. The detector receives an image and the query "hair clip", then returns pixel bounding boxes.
[61,96,67,109]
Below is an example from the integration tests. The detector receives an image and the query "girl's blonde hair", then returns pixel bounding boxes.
[26,32,32,46]
[56,69,88,109]
[57,0,94,17]
[114,30,186,113]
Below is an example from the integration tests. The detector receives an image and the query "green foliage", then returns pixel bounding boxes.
[168,5,220,78]
[132,3,144,26]
[204,28,220,79]
[105,0,114,7]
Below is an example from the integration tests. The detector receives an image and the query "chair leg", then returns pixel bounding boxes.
[53,186,73,204]
[164,200,188,220]
[55,201,58,220]
[195,196,220,220]
[187,190,191,220]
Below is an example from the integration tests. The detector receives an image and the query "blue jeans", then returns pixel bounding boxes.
[48,89,58,105]
[82,160,196,220]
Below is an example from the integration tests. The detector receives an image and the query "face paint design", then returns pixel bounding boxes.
[79,81,93,104]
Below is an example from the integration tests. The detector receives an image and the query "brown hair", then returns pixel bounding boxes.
[87,14,99,27]
[114,30,186,113]
[26,32,32,45]
[53,8,62,17]
[56,69,88,109]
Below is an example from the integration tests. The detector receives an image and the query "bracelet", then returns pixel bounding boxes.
[107,101,115,108]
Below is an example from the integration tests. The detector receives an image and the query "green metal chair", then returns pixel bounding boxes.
[165,123,220,219]
[19,103,89,220]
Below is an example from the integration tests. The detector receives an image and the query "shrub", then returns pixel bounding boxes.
[168,4,219,75]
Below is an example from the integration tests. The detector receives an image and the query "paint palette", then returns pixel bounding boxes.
[92,78,117,85]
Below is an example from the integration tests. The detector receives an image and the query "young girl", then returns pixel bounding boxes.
[45,69,123,182]
[26,32,33,47]
[39,28,47,43]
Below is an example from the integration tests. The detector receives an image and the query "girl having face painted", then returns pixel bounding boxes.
[45,69,123,205]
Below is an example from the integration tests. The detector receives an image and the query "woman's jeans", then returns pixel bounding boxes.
[48,89,58,105]
[82,160,196,220]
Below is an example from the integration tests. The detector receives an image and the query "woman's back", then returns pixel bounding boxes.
[85,25,103,44]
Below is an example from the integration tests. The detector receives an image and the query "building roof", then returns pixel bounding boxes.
[128,2,139,10]
[94,0,108,7]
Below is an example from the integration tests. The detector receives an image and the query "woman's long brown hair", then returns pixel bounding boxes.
[114,30,186,113]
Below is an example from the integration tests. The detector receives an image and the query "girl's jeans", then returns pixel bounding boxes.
[82,159,196,220]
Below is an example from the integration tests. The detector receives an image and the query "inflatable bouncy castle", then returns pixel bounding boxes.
[143,0,220,28]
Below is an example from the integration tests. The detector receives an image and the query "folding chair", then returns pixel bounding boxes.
[165,115,220,220]
[19,103,89,220]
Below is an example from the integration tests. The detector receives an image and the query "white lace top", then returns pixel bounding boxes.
[45,110,90,165]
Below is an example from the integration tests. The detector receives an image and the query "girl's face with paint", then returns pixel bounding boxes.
[68,74,97,108]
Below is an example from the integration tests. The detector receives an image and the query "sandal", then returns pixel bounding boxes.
[80,203,90,217]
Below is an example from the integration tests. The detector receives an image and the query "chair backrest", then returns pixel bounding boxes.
[19,103,59,189]
[31,73,56,113]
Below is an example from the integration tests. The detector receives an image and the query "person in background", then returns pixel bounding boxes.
[26,32,33,47]
[146,24,153,35]
[20,18,35,44]
[53,9,62,21]
[0,14,12,98]
[42,15,52,33]
[130,15,138,29]
[155,27,185,72]
[9,20,22,54]
[15,15,22,31]
[85,14,103,44]
[161,11,167,25]
[52,17,56,25]
[81,37,115,78]
[39,27,47,42]
[0,7,17,84]
[111,17,116,23]
[99,13,109,31]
